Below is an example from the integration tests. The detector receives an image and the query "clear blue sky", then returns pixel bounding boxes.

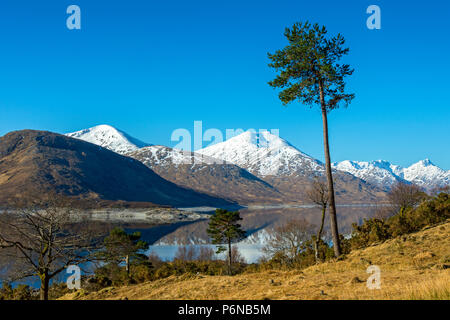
[0,0,449,169]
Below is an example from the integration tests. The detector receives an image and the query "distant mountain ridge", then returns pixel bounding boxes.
[332,159,449,191]
[65,125,449,200]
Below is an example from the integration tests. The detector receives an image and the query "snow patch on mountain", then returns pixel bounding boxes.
[127,145,224,170]
[66,124,151,154]
[65,125,448,192]
[400,159,450,189]
[197,131,323,176]
[332,159,449,190]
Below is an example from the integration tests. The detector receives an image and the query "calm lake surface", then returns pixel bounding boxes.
[126,204,379,263]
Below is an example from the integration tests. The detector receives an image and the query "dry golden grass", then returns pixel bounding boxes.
[61,221,450,300]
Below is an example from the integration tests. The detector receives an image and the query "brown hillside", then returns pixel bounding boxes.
[0,130,233,208]
[62,221,450,300]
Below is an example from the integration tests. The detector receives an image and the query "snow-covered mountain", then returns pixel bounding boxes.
[399,159,449,189]
[197,131,323,176]
[332,159,449,191]
[126,145,283,204]
[66,124,150,154]
[128,145,219,168]
[65,125,448,193]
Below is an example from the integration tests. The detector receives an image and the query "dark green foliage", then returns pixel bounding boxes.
[99,227,149,274]
[351,192,449,249]
[413,192,449,225]
[350,218,391,249]
[338,234,352,255]
[268,21,354,110]
[389,192,449,237]
[89,258,247,290]
[207,209,246,254]
[90,262,154,288]
[207,209,246,275]
[0,283,34,300]
[388,207,417,237]
[0,283,13,300]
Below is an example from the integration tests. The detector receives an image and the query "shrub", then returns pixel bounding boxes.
[350,218,391,249]
[0,283,34,300]
[351,192,449,249]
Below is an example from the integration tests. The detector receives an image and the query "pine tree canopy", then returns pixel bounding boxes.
[207,209,246,254]
[101,227,149,265]
[268,21,355,110]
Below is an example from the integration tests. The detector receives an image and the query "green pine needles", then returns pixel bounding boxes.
[268,21,354,109]
[207,209,246,275]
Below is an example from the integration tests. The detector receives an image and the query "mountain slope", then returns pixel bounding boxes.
[400,159,450,190]
[332,159,449,191]
[198,131,386,203]
[66,124,150,155]
[127,146,283,204]
[0,130,232,207]
[198,131,323,176]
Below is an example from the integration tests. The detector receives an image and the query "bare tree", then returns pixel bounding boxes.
[230,246,246,265]
[428,185,450,197]
[388,182,427,213]
[197,246,215,262]
[174,246,216,262]
[263,219,315,266]
[0,194,102,300]
[306,178,328,263]
[174,245,197,262]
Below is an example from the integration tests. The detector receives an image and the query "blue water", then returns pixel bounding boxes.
[147,243,264,263]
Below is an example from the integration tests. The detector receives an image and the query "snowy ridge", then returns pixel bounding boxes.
[332,159,449,190]
[400,159,450,189]
[66,125,449,191]
[197,131,323,176]
[66,124,151,154]
[127,145,222,170]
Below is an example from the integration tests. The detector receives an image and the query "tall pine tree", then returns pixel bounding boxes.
[268,22,355,257]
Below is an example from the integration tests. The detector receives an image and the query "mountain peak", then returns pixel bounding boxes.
[414,159,434,167]
[333,158,449,191]
[198,130,322,176]
[222,130,292,150]
[66,124,151,154]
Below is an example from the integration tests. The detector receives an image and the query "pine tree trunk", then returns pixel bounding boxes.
[125,255,130,278]
[39,272,50,301]
[227,240,232,276]
[319,82,341,257]
[315,205,327,263]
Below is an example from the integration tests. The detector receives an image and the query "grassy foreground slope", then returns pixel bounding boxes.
[63,221,449,300]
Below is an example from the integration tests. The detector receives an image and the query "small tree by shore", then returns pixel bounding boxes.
[207,209,246,275]
[99,227,149,279]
